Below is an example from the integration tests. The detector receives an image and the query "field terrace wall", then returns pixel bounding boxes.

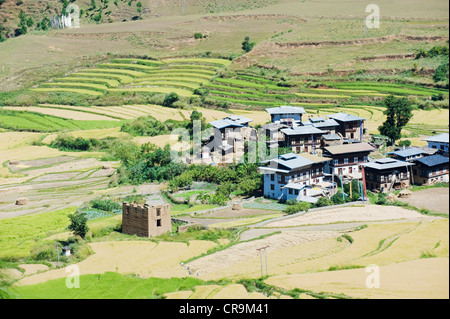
[122,203,171,237]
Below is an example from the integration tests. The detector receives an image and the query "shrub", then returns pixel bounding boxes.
[163,92,179,107]
[376,193,388,205]
[90,197,121,212]
[398,140,411,147]
[315,197,333,207]
[194,32,203,39]
[30,242,58,261]
[284,201,311,215]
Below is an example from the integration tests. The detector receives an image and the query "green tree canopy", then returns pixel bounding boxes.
[378,95,413,146]
[67,212,89,239]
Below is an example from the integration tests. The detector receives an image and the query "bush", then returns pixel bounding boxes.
[376,193,388,205]
[194,32,203,39]
[398,140,411,147]
[315,197,333,207]
[163,92,179,108]
[90,197,121,212]
[284,201,311,215]
[331,192,347,205]
[30,242,58,261]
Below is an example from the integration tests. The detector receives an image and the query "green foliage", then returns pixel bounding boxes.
[90,197,121,212]
[194,32,204,39]
[331,191,348,205]
[14,272,204,299]
[67,212,89,239]
[162,92,180,107]
[398,140,411,147]
[284,201,311,215]
[434,62,449,83]
[314,196,333,207]
[379,95,413,145]
[242,36,255,53]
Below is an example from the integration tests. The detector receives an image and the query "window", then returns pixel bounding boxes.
[289,189,293,195]
[156,208,161,217]
[294,189,299,195]
[316,168,319,174]
[333,159,338,166]
[363,156,368,162]
[354,157,359,163]
[344,158,349,164]
[270,184,275,191]
[156,220,161,227]
[270,174,275,181]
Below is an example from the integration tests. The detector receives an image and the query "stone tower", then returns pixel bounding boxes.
[122,203,171,237]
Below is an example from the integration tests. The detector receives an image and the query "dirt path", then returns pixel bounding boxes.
[397,187,449,214]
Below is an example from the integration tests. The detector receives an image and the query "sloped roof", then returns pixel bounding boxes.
[322,134,342,141]
[423,133,449,144]
[281,126,326,136]
[327,112,365,122]
[266,105,306,115]
[414,154,449,167]
[259,153,329,172]
[363,158,413,170]
[386,148,427,158]
[324,142,375,155]
[209,119,243,129]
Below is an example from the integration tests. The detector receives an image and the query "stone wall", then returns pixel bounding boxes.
[122,203,171,238]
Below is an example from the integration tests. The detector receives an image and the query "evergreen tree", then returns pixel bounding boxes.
[378,95,413,146]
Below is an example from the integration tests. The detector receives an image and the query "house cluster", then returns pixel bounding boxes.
[187,105,449,204]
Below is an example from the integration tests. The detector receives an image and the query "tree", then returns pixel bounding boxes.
[242,36,255,53]
[433,62,449,83]
[378,95,413,146]
[67,212,89,239]
[163,92,179,107]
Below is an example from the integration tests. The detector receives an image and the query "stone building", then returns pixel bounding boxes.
[122,203,171,237]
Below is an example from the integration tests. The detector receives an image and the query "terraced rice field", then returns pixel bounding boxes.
[32,57,232,97]
[186,216,448,282]
[16,240,218,286]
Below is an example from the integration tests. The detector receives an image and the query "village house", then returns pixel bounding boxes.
[423,133,449,156]
[326,112,365,142]
[411,154,449,185]
[363,158,414,192]
[281,125,325,154]
[261,122,288,150]
[259,152,334,204]
[265,105,306,126]
[322,142,375,179]
[386,147,436,162]
[207,115,254,162]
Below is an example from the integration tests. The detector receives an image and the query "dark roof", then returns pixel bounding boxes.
[414,154,449,167]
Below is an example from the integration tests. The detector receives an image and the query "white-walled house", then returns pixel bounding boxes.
[259,153,333,204]
[322,143,375,179]
[265,106,306,126]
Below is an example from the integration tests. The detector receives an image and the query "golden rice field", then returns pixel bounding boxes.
[266,258,449,299]
[186,217,448,282]
[16,240,218,286]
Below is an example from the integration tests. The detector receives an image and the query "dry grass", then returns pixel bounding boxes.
[266,258,449,299]
[16,240,217,286]
[261,205,432,228]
